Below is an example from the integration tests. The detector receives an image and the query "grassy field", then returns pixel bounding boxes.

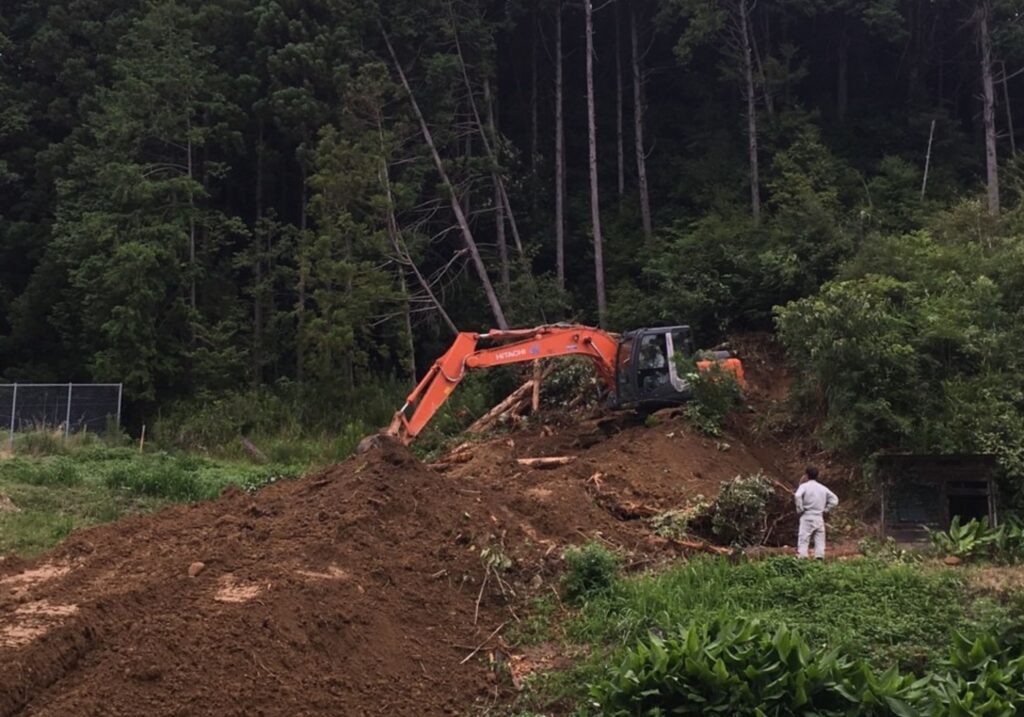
[510,552,1024,715]
[0,434,300,557]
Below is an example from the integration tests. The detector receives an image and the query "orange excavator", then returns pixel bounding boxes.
[386,324,744,445]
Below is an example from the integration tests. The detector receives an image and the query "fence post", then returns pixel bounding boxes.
[65,383,73,439]
[115,383,123,430]
[8,383,16,452]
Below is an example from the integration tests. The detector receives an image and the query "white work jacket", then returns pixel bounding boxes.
[794,480,839,517]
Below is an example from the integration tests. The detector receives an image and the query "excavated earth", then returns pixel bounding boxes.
[0,345,816,716]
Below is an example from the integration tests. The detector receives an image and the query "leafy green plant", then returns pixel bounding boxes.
[588,616,1024,717]
[711,473,774,546]
[587,617,927,716]
[679,361,743,436]
[929,517,1024,563]
[648,496,712,539]
[858,536,920,564]
[562,542,620,604]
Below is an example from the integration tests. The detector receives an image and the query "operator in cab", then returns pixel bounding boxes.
[793,466,838,560]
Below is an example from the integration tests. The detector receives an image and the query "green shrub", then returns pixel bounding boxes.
[13,431,67,456]
[563,542,620,604]
[711,473,773,546]
[679,362,743,436]
[104,455,207,501]
[0,457,82,486]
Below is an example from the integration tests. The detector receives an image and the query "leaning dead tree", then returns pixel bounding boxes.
[448,5,526,263]
[382,26,509,329]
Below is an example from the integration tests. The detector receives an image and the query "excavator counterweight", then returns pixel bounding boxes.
[385,323,744,445]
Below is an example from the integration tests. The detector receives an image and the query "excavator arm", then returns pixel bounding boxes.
[386,325,620,444]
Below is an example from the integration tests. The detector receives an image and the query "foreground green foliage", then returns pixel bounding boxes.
[588,616,1024,717]
[515,556,1024,715]
[570,558,971,670]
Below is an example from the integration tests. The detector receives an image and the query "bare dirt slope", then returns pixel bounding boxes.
[0,399,789,716]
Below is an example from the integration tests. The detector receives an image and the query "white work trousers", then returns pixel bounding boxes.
[797,513,826,559]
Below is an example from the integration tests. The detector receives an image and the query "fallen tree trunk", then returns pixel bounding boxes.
[467,380,536,434]
[669,537,731,556]
[516,456,576,468]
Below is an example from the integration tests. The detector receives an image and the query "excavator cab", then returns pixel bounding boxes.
[614,326,699,407]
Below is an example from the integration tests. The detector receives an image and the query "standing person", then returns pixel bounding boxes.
[794,466,838,560]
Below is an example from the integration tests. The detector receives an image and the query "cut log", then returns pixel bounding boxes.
[516,456,576,468]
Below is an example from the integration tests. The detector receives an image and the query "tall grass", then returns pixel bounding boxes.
[571,556,975,671]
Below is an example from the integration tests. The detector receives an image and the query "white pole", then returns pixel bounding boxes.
[115,383,123,431]
[8,383,17,452]
[65,383,73,439]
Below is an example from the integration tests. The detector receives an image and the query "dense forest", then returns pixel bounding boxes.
[2,0,1024,482]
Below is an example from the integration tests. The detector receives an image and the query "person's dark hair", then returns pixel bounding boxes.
[805,465,819,481]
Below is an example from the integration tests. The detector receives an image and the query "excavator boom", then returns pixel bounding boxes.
[387,325,619,443]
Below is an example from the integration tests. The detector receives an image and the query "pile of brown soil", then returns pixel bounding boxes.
[0,351,817,716]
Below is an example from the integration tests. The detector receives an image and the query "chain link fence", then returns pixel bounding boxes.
[1,383,123,449]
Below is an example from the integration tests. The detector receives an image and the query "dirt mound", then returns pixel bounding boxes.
[0,411,788,716]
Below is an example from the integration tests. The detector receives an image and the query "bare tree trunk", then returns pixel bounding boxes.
[585,0,607,326]
[531,13,539,177]
[296,158,308,382]
[483,77,526,259]
[554,2,566,290]
[740,0,761,223]
[979,0,999,215]
[383,27,509,329]
[253,120,264,387]
[398,269,417,382]
[837,27,849,122]
[630,5,652,240]
[484,76,510,291]
[1002,61,1016,157]
[615,7,625,199]
[495,179,509,291]
[186,121,196,313]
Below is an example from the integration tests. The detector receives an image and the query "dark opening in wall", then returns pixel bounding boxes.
[878,455,997,542]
